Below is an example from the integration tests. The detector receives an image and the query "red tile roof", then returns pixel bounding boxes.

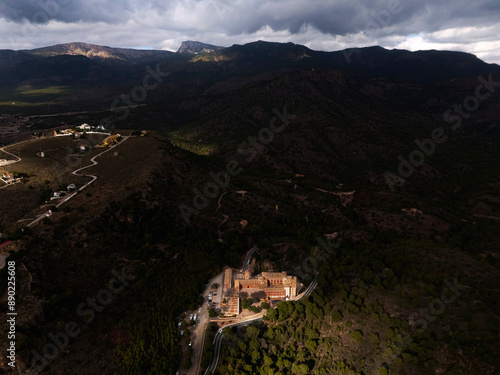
[0,241,14,250]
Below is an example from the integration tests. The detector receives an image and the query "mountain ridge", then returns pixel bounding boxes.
[177,40,225,54]
[24,41,174,65]
[1,40,499,114]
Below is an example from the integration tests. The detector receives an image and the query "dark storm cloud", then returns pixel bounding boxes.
[0,0,133,24]
[0,0,499,64]
[1,0,499,37]
[246,0,500,38]
[381,1,500,36]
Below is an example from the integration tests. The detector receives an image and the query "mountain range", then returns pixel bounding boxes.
[1,39,499,375]
[1,40,499,89]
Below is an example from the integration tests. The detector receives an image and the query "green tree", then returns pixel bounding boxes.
[246,326,259,339]
[331,309,343,322]
[251,349,261,362]
[305,339,317,352]
[263,354,273,367]
[266,307,278,321]
[386,328,395,339]
[266,327,275,340]
[291,363,309,375]
[183,358,192,369]
[350,330,363,342]
[276,301,290,320]
[238,341,247,353]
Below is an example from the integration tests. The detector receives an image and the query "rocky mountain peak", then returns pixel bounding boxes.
[177,40,225,54]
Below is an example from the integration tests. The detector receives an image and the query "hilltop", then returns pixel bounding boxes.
[177,40,225,54]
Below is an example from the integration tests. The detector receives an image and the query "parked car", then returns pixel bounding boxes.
[180,330,184,336]
[189,314,193,320]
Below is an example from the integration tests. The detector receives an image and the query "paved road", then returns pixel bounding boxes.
[204,275,318,374]
[241,246,257,272]
[70,136,129,188]
[0,138,32,166]
[0,145,21,164]
[204,313,265,374]
[189,271,225,375]
[302,276,318,298]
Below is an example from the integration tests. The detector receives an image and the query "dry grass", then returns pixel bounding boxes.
[56,135,164,221]
[0,134,164,231]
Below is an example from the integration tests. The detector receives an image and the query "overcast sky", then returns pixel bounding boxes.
[1,0,499,64]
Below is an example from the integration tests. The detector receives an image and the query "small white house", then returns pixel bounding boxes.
[78,123,91,130]
[1,172,15,183]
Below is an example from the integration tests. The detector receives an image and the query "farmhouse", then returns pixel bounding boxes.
[1,172,15,184]
[51,191,67,200]
[78,123,91,130]
[54,129,74,136]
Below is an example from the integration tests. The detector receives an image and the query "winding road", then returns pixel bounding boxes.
[26,136,129,227]
[241,246,257,272]
[70,136,129,189]
[0,138,33,167]
[203,274,318,374]
[204,313,266,374]
[0,145,21,164]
